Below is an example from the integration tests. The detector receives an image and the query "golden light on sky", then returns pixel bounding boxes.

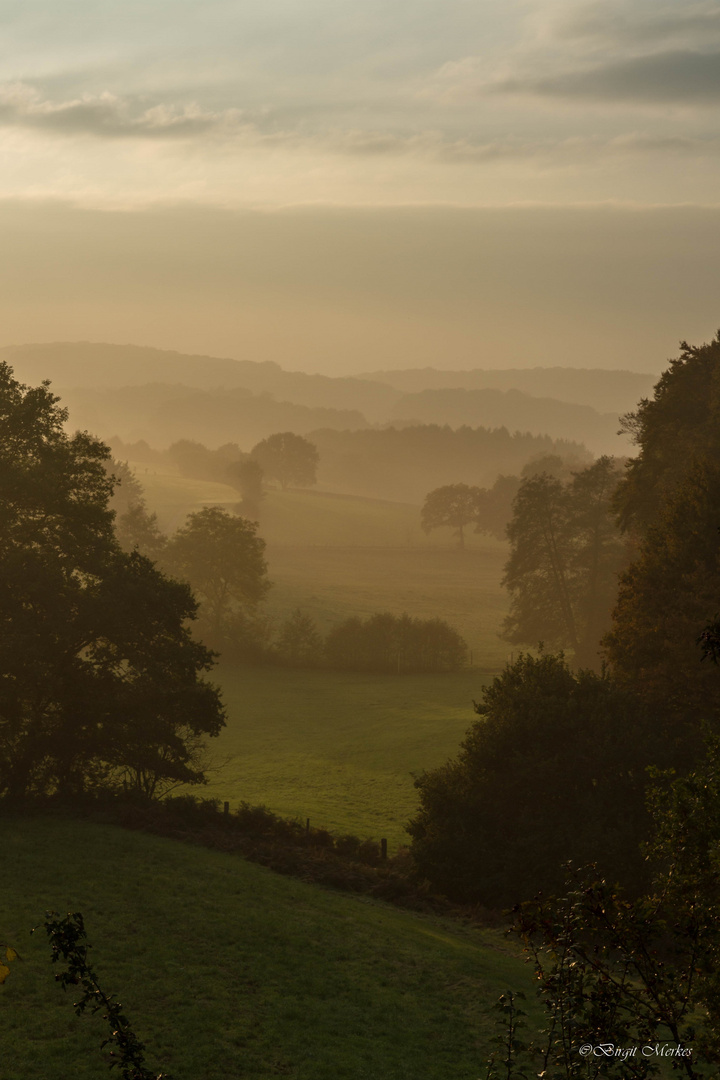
[3,0,720,372]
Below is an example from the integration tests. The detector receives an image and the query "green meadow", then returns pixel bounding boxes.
[130,466,512,844]
[1,816,537,1080]
[200,667,490,849]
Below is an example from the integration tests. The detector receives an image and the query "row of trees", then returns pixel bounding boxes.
[410,333,720,904]
[112,431,320,519]
[277,610,468,673]
[113,472,468,673]
[421,455,626,667]
[420,454,586,547]
[411,336,720,1065]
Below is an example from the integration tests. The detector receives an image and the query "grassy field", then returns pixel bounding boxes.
[1,816,537,1080]
[133,463,501,550]
[131,467,511,845]
[199,667,493,849]
[132,463,511,664]
[263,544,509,666]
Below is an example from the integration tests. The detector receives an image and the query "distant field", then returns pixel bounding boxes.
[1,816,537,1080]
[131,465,512,663]
[131,463,497,549]
[131,469,510,845]
[198,666,494,849]
[264,544,509,666]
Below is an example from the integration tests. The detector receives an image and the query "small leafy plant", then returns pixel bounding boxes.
[35,911,172,1080]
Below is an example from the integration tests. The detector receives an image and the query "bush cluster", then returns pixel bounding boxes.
[275,610,468,673]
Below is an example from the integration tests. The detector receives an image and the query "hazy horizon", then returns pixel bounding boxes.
[2,0,720,376]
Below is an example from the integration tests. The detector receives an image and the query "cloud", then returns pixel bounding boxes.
[0,83,233,138]
[555,1,720,50]
[495,49,720,105]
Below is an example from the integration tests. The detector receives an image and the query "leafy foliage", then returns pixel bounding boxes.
[603,337,720,730]
[421,483,480,548]
[107,459,166,559]
[251,431,319,490]
[615,333,720,535]
[487,736,720,1077]
[503,457,628,666]
[324,612,468,673]
[408,652,655,905]
[0,363,225,801]
[275,608,324,667]
[164,506,270,659]
[38,911,171,1080]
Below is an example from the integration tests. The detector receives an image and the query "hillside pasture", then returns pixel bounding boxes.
[1,816,536,1080]
[199,667,491,848]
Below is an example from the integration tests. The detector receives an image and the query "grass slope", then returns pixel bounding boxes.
[202,667,489,848]
[1,816,536,1080]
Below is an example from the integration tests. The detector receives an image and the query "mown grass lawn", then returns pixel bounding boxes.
[1,816,537,1080]
[198,666,494,849]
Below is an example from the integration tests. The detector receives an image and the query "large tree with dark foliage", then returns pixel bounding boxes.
[502,457,628,666]
[0,363,225,800]
[407,652,655,906]
[603,336,720,740]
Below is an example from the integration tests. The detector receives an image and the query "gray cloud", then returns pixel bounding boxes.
[556,1,720,49]
[0,83,229,138]
[496,49,720,104]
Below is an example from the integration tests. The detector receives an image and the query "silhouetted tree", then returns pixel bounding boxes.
[503,473,579,650]
[0,363,225,801]
[614,333,720,535]
[604,337,720,732]
[473,474,521,540]
[420,483,480,548]
[324,612,467,673]
[251,432,319,490]
[502,459,627,664]
[165,507,270,656]
[408,652,654,905]
[275,609,324,667]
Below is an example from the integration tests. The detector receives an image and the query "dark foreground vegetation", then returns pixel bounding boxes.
[3,334,720,1075]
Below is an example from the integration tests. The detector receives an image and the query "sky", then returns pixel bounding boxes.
[2,0,720,374]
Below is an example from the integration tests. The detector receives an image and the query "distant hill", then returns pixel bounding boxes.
[0,341,399,419]
[54,382,368,448]
[360,366,658,415]
[390,387,625,456]
[1,342,654,457]
[309,425,592,504]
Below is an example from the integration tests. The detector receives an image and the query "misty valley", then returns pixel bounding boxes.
[3,338,720,1078]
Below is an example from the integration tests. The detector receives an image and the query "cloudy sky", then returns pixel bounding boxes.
[2,0,720,373]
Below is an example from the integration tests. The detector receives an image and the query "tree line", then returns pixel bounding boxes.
[422,454,628,668]
[110,430,320,519]
[409,334,720,1068]
[276,610,467,673]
